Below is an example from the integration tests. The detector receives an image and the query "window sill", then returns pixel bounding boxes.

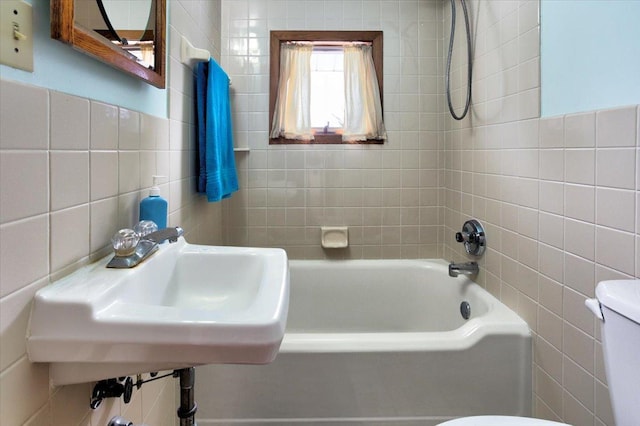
[269,135,384,145]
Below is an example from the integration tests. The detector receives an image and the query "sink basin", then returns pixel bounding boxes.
[26,238,289,385]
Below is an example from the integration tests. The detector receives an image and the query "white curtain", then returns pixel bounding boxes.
[139,42,154,68]
[342,44,386,142]
[270,44,314,141]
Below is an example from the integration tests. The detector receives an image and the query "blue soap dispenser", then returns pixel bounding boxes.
[139,176,167,230]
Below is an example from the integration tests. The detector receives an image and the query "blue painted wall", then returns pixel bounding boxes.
[0,0,167,117]
[541,0,640,117]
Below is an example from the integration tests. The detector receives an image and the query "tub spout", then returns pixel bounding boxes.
[449,261,479,277]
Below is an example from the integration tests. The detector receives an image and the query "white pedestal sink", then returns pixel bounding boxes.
[27,237,289,385]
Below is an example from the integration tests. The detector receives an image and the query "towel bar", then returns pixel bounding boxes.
[180,35,232,86]
[180,35,209,63]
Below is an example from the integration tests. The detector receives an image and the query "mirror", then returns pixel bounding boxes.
[51,0,166,88]
[98,0,153,41]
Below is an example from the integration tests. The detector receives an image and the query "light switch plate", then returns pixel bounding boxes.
[0,0,33,72]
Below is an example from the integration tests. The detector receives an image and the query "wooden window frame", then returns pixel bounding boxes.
[269,30,384,145]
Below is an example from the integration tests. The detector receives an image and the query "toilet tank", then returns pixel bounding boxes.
[592,280,640,426]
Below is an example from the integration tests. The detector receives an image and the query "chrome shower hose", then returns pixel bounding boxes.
[445,0,473,120]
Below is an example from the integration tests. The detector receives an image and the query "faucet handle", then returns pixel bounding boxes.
[111,229,139,257]
[455,220,485,256]
[134,220,158,237]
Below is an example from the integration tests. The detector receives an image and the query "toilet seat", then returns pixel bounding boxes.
[437,415,569,425]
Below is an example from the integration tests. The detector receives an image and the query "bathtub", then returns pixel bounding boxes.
[196,259,532,426]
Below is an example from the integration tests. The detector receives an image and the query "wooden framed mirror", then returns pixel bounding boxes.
[51,0,166,88]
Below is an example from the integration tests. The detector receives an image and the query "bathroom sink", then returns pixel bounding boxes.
[26,238,289,385]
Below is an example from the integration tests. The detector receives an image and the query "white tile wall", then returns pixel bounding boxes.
[50,92,90,150]
[565,111,595,148]
[564,184,594,223]
[0,1,223,425]
[1,1,638,425]
[596,106,637,148]
[565,149,594,185]
[0,152,49,223]
[0,80,49,150]
[0,217,49,298]
[596,148,636,189]
[50,151,90,210]
[90,101,119,150]
[220,0,445,259]
[444,3,639,426]
[90,151,119,201]
[596,187,635,232]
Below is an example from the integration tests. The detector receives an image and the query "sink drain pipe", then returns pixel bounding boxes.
[177,368,197,426]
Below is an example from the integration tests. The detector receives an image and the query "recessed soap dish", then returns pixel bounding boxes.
[321,226,349,249]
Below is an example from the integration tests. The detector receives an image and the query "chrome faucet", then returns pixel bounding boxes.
[107,227,184,269]
[449,261,479,277]
[145,227,184,244]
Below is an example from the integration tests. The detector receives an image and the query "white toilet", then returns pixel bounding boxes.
[586,279,640,426]
[439,279,640,426]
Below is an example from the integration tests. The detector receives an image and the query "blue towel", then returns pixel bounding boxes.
[195,58,239,202]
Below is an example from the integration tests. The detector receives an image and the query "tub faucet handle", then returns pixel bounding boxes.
[455,219,486,256]
[455,230,481,244]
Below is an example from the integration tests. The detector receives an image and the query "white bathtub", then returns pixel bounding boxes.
[196,259,532,426]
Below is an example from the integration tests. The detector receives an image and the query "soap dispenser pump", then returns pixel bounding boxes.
[139,176,167,230]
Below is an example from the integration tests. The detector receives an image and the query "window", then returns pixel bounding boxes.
[269,31,385,144]
[310,48,344,132]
